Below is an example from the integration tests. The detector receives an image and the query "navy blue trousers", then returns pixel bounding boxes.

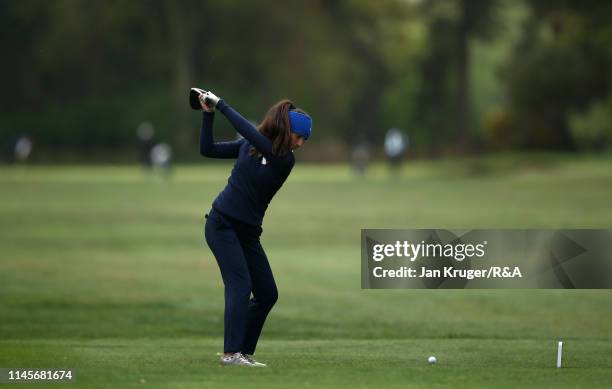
[204,208,278,354]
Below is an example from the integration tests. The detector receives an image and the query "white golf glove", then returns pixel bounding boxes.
[202,91,220,109]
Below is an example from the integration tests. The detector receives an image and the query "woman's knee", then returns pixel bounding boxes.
[259,286,278,308]
[226,280,252,299]
[270,287,279,305]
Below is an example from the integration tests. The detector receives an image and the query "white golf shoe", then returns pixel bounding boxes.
[219,352,254,366]
[243,354,267,367]
[219,352,266,367]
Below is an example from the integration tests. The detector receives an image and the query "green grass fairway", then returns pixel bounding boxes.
[1,154,612,387]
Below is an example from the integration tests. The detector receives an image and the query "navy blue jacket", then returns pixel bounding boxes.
[200,100,295,227]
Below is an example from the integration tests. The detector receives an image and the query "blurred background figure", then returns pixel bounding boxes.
[137,122,155,169]
[351,140,371,177]
[150,142,173,177]
[5,135,33,165]
[384,128,407,171]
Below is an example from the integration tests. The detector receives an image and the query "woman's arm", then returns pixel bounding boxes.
[215,100,275,159]
[199,111,243,158]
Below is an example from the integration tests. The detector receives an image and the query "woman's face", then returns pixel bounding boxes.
[290,133,305,150]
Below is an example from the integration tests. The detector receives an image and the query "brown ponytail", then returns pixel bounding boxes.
[249,99,306,157]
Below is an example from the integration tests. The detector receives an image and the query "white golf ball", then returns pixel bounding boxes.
[428,356,437,364]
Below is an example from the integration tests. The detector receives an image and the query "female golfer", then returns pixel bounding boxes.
[197,90,312,367]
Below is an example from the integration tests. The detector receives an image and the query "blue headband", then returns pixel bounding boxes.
[289,110,312,140]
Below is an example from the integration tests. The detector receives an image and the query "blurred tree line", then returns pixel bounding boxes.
[491,0,612,151]
[1,0,612,161]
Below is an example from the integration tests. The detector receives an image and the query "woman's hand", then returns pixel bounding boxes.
[199,91,220,112]
[199,93,214,112]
